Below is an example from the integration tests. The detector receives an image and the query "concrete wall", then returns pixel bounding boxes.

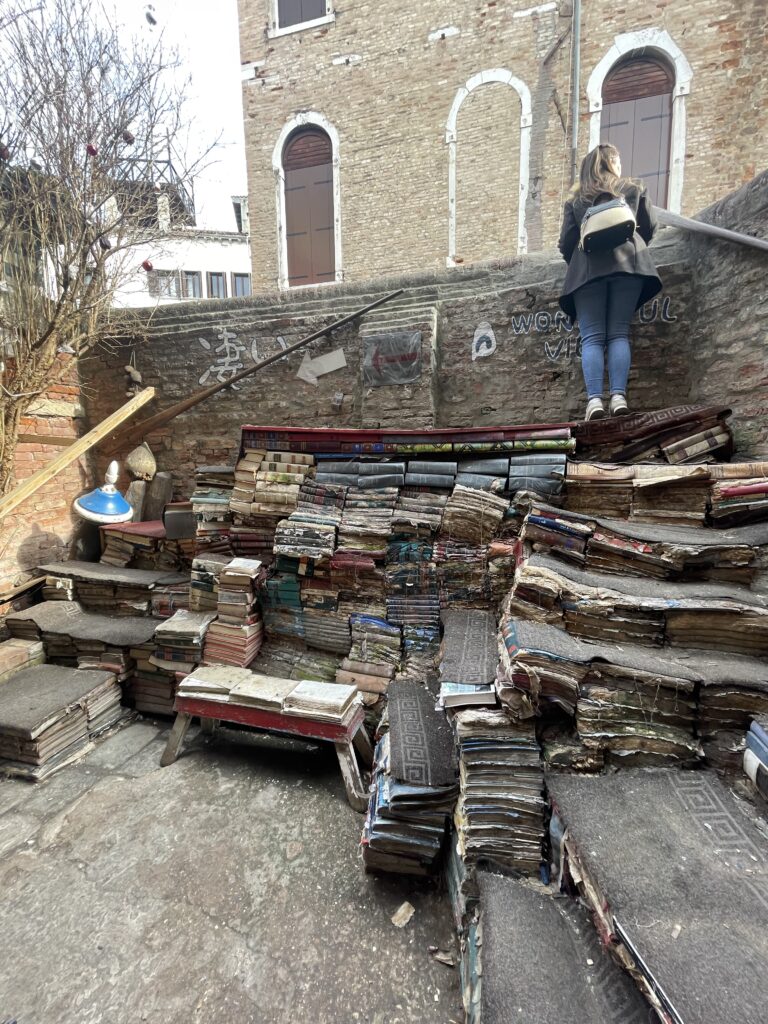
[238,0,768,290]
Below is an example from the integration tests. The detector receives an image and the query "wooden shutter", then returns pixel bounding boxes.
[283,129,335,287]
[601,57,673,207]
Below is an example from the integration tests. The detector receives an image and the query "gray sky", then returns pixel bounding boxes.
[114,0,248,231]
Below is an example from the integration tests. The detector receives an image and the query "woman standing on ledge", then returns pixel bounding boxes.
[558,143,662,421]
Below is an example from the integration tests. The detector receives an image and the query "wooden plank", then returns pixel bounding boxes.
[160,711,193,766]
[18,434,75,447]
[352,723,374,766]
[334,741,369,812]
[0,388,156,522]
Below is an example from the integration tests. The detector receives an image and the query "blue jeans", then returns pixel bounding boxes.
[574,275,643,399]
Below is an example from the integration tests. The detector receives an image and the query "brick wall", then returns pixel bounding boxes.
[238,0,768,290]
[0,356,87,593]
[686,169,768,456]
[85,227,691,495]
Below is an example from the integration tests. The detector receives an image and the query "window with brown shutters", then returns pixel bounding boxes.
[283,128,335,288]
[600,55,674,208]
[277,0,326,29]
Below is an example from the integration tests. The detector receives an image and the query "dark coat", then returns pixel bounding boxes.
[557,183,663,321]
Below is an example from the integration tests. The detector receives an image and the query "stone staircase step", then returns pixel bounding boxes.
[471,871,651,1024]
[547,768,768,1024]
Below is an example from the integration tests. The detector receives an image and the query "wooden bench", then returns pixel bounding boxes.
[160,696,374,812]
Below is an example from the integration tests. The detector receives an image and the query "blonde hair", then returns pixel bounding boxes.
[571,143,638,202]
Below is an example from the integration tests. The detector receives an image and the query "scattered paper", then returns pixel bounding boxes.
[391,901,415,928]
[428,945,457,967]
[671,923,682,939]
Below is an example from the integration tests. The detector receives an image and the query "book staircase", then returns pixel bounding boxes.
[1,404,767,1021]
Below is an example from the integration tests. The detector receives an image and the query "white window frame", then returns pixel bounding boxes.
[272,111,343,291]
[445,69,533,266]
[586,28,693,213]
[269,0,334,39]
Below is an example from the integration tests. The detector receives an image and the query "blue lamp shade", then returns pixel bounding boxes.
[73,460,133,524]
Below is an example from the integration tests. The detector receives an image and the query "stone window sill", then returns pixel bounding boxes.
[268,12,335,39]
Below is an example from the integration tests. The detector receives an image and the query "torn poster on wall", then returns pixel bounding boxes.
[362,331,422,387]
[296,347,347,386]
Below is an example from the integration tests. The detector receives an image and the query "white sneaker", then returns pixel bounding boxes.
[610,394,629,416]
[585,397,606,421]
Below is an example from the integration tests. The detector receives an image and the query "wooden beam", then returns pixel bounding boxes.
[0,387,156,522]
[18,434,75,447]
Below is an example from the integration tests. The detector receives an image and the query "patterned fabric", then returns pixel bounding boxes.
[388,680,457,787]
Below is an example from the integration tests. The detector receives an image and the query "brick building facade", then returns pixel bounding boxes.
[237,0,767,291]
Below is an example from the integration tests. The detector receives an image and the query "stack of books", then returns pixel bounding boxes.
[441,485,509,546]
[100,521,165,568]
[507,453,567,499]
[126,640,179,715]
[363,732,458,875]
[453,707,545,875]
[282,680,358,723]
[151,609,216,674]
[203,558,265,668]
[189,554,230,613]
[192,465,235,557]
[0,665,123,780]
[0,637,44,684]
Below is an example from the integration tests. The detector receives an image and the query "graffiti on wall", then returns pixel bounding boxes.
[197,332,290,387]
[471,296,677,365]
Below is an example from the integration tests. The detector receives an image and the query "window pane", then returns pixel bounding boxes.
[233,273,251,297]
[183,271,202,298]
[207,272,227,299]
[157,270,180,298]
[278,0,325,27]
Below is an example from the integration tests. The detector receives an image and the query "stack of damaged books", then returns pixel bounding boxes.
[5,601,158,673]
[363,682,458,875]
[441,485,509,545]
[564,462,711,526]
[249,451,315,518]
[203,558,265,668]
[434,540,490,607]
[336,614,401,694]
[126,640,178,716]
[273,511,338,561]
[455,458,508,493]
[709,462,768,525]
[0,665,124,780]
[282,679,358,722]
[191,466,234,556]
[571,403,733,463]
[337,487,397,559]
[453,707,545,874]
[189,554,230,613]
[520,502,768,585]
[548,768,768,1024]
[151,609,216,674]
[392,488,448,535]
[508,552,768,656]
[507,453,567,500]
[39,561,188,617]
[0,638,44,684]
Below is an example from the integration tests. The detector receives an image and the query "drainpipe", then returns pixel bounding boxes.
[569,0,581,186]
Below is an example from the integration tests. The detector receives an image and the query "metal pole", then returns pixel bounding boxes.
[657,209,768,254]
[569,0,582,186]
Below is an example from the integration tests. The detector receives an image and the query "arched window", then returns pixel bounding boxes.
[600,55,674,207]
[283,128,335,287]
